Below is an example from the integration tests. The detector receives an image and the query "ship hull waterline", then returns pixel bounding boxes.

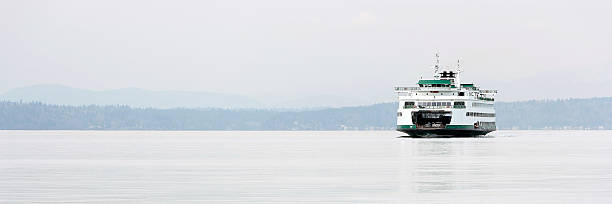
[397,128,492,138]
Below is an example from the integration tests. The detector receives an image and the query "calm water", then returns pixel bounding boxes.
[1,130,611,203]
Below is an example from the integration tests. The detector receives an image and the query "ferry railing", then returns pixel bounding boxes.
[395,87,455,91]
[420,87,452,91]
[480,90,498,94]
[395,87,420,91]
[407,105,455,109]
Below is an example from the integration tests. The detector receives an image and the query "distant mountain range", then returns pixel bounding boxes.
[0,84,372,109]
[0,84,263,109]
[1,97,610,130]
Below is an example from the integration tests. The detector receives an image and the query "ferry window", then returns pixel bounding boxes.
[404,102,414,109]
[458,92,465,96]
[426,102,432,106]
[465,112,496,117]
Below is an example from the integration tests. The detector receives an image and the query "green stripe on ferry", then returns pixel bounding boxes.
[397,125,416,129]
[445,125,473,129]
[418,80,451,85]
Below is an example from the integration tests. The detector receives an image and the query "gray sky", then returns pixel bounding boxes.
[1,0,611,104]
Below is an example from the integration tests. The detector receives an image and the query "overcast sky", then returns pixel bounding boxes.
[1,0,611,104]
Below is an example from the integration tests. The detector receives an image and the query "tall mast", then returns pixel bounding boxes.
[456,58,462,86]
[434,52,440,78]
[456,58,462,73]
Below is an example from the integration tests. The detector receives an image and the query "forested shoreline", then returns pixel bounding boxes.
[1,98,610,130]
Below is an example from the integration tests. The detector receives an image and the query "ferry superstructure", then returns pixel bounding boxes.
[395,55,497,137]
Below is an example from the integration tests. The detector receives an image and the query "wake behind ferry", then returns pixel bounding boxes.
[395,54,497,137]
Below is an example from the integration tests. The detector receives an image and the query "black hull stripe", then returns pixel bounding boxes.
[397,128,493,137]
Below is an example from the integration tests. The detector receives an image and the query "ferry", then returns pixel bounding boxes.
[395,54,497,137]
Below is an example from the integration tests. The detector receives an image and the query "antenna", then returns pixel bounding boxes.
[455,58,462,86]
[434,52,440,74]
[457,58,462,73]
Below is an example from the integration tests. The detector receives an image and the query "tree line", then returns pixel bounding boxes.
[1,97,610,130]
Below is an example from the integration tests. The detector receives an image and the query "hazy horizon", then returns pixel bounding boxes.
[2,0,611,104]
[2,84,611,109]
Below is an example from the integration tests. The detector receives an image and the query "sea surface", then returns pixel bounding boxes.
[1,130,611,203]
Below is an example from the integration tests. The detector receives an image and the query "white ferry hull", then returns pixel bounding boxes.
[396,107,496,137]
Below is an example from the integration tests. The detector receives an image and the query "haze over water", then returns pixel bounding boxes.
[1,130,611,203]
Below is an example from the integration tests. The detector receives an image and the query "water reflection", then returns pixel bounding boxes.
[399,138,493,194]
[2,131,611,203]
